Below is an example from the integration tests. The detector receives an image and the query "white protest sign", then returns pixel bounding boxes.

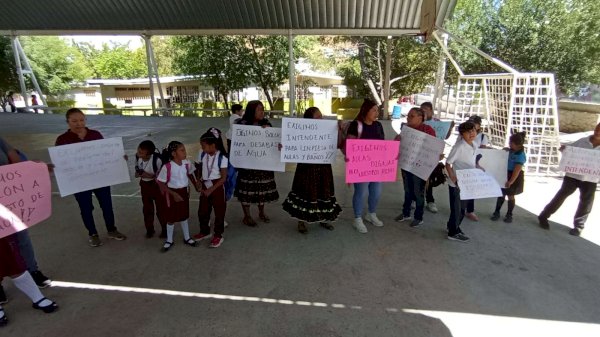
[478,148,509,186]
[456,168,503,200]
[48,137,130,197]
[230,125,285,172]
[399,126,446,180]
[559,146,600,179]
[281,117,338,164]
[424,120,453,140]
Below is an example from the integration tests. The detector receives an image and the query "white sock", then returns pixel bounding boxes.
[12,272,51,306]
[0,305,4,319]
[166,224,175,242]
[180,220,191,241]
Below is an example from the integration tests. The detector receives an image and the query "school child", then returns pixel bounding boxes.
[191,128,229,247]
[462,115,491,221]
[226,104,244,154]
[445,121,480,242]
[282,107,342,234]
[156,141,199,252]
[491,132,527,223]
[135,140,167,238]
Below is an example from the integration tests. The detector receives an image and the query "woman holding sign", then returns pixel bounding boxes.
[346,99,386,234]
[282,107,342,233]
[234,101,279,227]
[394,108,436,228]
[55,108,127,247]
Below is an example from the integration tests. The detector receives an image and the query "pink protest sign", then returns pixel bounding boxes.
[0,161,52,239]
[346,139,400,183]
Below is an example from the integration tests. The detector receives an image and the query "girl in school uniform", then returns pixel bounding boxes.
[193,128,228,248]
[491,132,527,223]
[135,140,167,238]
[156,141,199,252]
[55,108,126,247]
[234,100,279,227]
[282,107,342,234]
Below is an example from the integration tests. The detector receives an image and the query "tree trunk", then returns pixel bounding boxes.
[262,86,274,110]
[358,40,383,105]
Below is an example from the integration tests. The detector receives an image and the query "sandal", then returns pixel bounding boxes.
[320,222,335,231]
[298,222,308,234]
[32,298,58,313]
[242,216,257,227]
[258,213,271,223]
[183,238,198,247]
[0,308,7,326]
[161,241,174,252]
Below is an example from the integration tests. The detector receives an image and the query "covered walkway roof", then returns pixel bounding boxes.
[0,0,456,36]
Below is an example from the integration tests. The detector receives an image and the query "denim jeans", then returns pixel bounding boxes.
[74,186,117,236]
[353,182,382,218]
[402,170,426,221]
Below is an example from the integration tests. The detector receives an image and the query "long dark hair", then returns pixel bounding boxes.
[240,100,266,125]
[200,128,228,157]
[510,131,527,152]
[162,141,183,161]
[354,98,378,123]
[303,107,321,119]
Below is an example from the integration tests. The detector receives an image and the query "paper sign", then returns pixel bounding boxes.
[456,168,503,200]
[478,148,509,186]
[424,120,453,140]
[399,127,446,180]
[281,117,338,164]
[559,146,600,178]
[230,125,285,172]
[0,161,52,239]
[346,139,400,183]
[48,137,130,196]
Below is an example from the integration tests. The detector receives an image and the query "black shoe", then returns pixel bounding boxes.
[490,212,500,221]
[503,214,513,223]
[145,230,155,238]
[30,271,52,289]
[569,227,582,236]
[159,230,167,239]
[0,285,7,304]
[538,215,550,230]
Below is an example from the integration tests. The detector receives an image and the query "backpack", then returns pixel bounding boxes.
[135,151,162,174]
[200,152,237,201]
[428,162,447,187]
[339,120,363,154]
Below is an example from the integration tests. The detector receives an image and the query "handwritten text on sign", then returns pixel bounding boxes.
[230,125,285,172]
[346,140,400,183]
[0,161,51,239]
[424,120,453,140]
[281,117,338,164]
[559,146,600,179]
[48,137,130,197]
[456,168,503,200]
[399,126,445,180]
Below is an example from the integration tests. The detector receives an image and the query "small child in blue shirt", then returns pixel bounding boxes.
[491,132,527,223]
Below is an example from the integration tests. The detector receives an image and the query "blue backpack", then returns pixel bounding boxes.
[200,152,237,201]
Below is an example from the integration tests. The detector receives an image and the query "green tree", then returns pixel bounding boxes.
[0,37,18,101]
[152,36,175,76]
[91,42,147,79]
[445,0,600,95]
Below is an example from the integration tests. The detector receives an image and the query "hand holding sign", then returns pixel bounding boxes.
[559,146,600,179]
[281,118,338,164]
[230,125,285,172]
[456,168,503,200]
[399,127,445,180]
[346,140,399,183]
[0,161,52,239]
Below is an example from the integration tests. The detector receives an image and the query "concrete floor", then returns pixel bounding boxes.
[1,113,599,337]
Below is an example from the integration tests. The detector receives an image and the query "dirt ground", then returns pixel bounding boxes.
[1,113,599,337]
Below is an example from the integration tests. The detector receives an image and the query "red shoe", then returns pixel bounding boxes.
[193,233,212,241]
[209,236,224,248]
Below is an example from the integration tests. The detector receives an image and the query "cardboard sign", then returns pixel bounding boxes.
[346,139,400,183]
[399,126,446,180]
[48,137,130,197]
[230,125,285,172]
[281,118,338,164]
[456,168,503,200]
[559,146,600,179]
[424,120,453,140]
[0,161,52,239]
[478,148,509,186]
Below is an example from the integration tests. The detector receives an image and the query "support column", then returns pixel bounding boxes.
[288,30,295,116]
[143,35,167,116]
[382,37,392,120]
[11,37,28,109]
[432,33,448,119]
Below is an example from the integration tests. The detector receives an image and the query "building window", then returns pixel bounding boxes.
[84,90,96,97]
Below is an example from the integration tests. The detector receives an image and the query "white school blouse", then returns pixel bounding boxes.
[156,159,195,188]
[136,156,163,182]
[197,151,228,181]
[447,138,478,188]
[566,136,600,183]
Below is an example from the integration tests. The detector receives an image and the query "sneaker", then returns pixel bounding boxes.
[193,233,212,241]
[503,215,513,223]
[394,214,412,222]
[108,230,127,240]
[447,233,470,242]
[30,271,52,289]
[426,202,438,213]
[490,212,500,221]
[364,213,384,227]
[88,235,103,247]
[538,215,550,230]
[353,218,368,233]
[569,227,582,236]
[209,236,224,248]
[465,213,479,221]
[0,285,7,304]
[409,219,424,227]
